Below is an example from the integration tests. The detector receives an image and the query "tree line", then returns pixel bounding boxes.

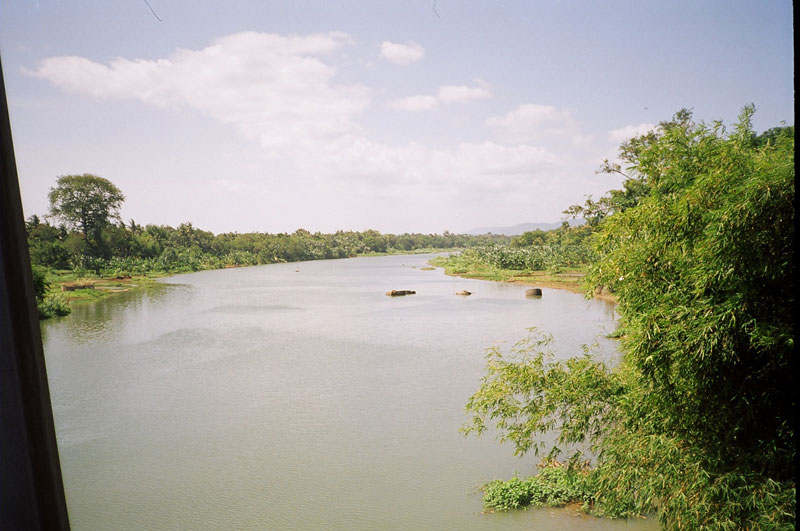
[27,174,510,277]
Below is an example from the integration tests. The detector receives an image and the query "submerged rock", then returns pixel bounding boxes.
[386,289,416,296]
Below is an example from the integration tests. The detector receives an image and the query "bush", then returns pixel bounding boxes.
[30,265,49,303]
[38,293,71,318]
[483,461,595,512]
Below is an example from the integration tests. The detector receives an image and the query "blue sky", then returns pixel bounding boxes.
[0,0,794,234]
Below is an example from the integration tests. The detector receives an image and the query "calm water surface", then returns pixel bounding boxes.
[42,254,657,530]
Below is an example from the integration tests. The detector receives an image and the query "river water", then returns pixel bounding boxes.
[41,254,657,530]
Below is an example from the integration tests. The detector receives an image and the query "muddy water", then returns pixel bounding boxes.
[42,254,657,530]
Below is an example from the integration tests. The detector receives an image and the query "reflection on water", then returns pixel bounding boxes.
[42,254,655,530]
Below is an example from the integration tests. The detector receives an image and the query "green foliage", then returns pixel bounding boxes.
[588,107,795,528]
[483,462,595,512]
[30,264,49,303]
[464,108,795,529]
[435,223,594,277]
[463,332,623,460]
[31,264,71,318]
[754,125,794,148]
[588,106,794,473]
[26,215,71,269]
[483,476,534,511]
[474,244,576,270]
[37,292,71,318]
[48,174,125,234]
[47,174,125,261]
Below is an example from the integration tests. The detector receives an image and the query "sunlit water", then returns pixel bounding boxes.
[42,254,657,530]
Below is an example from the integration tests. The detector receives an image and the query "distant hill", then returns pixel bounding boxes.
[465,219,584,236]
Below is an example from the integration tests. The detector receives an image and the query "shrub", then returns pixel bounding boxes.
[38,293,71,318]
[483,461,595,512]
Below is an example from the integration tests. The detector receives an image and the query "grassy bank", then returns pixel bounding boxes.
[51,271,165,304]
[428,253,587,293]
[37,269,171,318]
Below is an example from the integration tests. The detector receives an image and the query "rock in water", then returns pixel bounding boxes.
[386,289,416,296]
[525,288,542,297]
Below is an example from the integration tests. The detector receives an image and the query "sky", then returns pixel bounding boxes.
[0,0,794,235]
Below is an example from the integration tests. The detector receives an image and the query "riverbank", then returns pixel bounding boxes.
[55,274,165,303]
[38,269,171,318]
[39,249,613,320]
[427,254,620,303]
[38,248,467,319]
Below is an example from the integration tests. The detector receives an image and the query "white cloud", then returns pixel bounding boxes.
[387,82,492,112]
[571,134,595,147]
[486,103,578,144]
[608,123,656,143]
[437,84,492,104]
[307,137,560,200]
[30,31,368,156]
[387,94,439,112]
[30,32,573,230]
[379,40,425,65]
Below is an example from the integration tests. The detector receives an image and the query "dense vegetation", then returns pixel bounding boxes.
[463,108,795,528]
[28,216,504,275]
[463,224,593,272]
[482,460,595,512]
[27,174,509,317]
[429,217,594,292]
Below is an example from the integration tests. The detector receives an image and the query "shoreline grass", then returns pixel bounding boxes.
[40,270,170,317]
[427,253,619,303]
[428,254,587,293]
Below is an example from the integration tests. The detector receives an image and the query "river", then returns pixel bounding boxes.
[41,254,657,530]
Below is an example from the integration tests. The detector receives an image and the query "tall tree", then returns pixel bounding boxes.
[48,174,124,259]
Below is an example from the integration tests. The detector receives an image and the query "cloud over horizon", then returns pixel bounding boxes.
[27,31,596,232]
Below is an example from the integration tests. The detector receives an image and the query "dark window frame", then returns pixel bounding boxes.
[0,55,71,530]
